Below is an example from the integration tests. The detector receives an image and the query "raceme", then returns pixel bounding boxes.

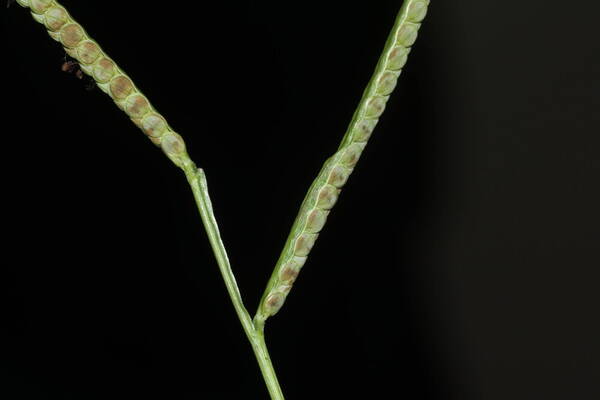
[14,0,430,398]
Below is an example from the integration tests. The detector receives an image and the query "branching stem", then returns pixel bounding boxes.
[182,164,285,400]
[14,0,428,398]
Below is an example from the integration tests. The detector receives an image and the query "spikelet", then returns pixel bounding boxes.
[258,0,430,318]
[16,0,190,168]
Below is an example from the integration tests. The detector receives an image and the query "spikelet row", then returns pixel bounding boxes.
[260,0,430,317]
[16,0,190,168]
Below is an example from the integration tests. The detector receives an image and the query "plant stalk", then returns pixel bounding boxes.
[182,164,284,400]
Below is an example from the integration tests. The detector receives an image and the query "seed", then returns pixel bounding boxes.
[294,233,318,257]
[44,6,69,31]
[365,96,388,118]
[352,119,378,143]
[76,41,101,64]
[141,113,167,138]
[340,143,365,168]
[327,165,351,188]
[60,23,85,48]
[387,46,409,71]
[279,256,306,283]
[29,0,52,14]
[280,266,299,282]
[396,23,419,47]
[124,94,151,119]
[161,132,186,156]
[265,292,285,314]
[407,1,428,23]
[316,185,339,210]
[376,71,399,96]
[305,208,328,233]
[92,58,116,83]
[109,75,134,99]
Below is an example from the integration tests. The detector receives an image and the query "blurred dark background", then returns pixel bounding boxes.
[1,1,599,399]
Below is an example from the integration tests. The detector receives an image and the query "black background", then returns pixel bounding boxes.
[2,1,600,399]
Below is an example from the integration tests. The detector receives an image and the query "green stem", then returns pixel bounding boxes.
[182,163,284,400]
[251,319,285,400]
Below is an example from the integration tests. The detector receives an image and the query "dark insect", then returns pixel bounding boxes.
[61,60,84,79]
[61,56,96,91]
